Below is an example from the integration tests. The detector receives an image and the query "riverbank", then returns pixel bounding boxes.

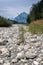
[0,24,43,65]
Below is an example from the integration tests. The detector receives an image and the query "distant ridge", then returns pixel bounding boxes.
[14,12,28,23]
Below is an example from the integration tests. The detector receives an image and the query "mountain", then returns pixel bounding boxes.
[14,12,28,23]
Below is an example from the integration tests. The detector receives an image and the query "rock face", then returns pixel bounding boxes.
[0,24,43,65]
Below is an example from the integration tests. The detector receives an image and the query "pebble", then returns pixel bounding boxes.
[16,51,24,59]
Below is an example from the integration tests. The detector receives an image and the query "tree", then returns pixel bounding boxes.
[27,0,43,23]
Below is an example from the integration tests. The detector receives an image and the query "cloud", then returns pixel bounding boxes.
[0,0,40,18]
[0,6,30,18]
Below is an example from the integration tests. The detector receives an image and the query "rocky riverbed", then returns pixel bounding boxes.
[0,24,43,65]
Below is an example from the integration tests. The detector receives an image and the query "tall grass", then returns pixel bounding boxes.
[19,25,25,43]
[29,20,43,34]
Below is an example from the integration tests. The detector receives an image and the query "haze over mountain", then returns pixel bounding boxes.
[12,12,28,23]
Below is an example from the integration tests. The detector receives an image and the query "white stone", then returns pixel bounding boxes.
[1,47,8,54]
[30,38,37,42]
[11,58,18,63]
[25,49,37,59]
[17,45,24,51]
[32,61,39,65]
[0,59,3,64]
[21,59,27,63]
[16,51,24,59]
[25,63,28,65]
[0,39,3,42]
[24,44,30,51]
[3,63,10,65]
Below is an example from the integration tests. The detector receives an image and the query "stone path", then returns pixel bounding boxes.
[0,24,43,65]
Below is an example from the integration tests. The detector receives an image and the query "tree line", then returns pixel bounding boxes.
[27,0,43,24]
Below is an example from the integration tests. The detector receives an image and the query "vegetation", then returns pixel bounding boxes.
[27,0,43,23]
[19,25,25,43]
[10,20,18,24]
[27,0,43,34]
[29,20,43,34]
[0,16,13,27]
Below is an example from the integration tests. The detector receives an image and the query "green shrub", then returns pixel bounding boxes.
[0,16,12,27]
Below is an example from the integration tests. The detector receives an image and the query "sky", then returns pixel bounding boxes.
[0,0,40,18]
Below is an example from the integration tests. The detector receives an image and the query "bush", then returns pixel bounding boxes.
[0,16,12,27]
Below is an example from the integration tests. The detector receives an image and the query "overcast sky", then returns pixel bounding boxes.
[0,0,40,18]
